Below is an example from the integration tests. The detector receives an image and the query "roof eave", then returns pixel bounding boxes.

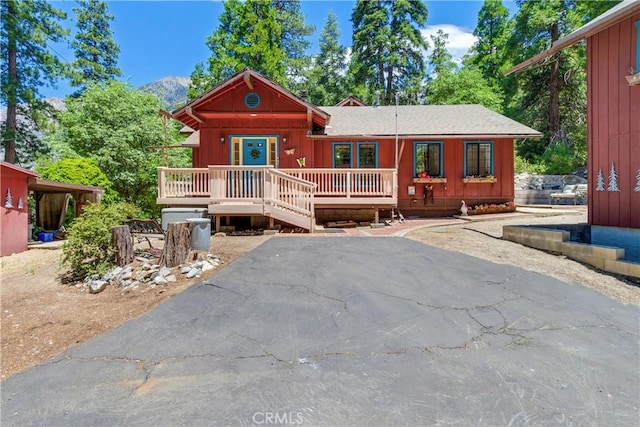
[505,0,640,76]
[311,133,543,140]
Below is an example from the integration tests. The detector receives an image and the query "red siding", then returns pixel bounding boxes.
[191,75,516,215]
[0,165,34,257]
[587,13,640,228]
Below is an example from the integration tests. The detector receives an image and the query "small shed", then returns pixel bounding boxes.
[1,161,38,256]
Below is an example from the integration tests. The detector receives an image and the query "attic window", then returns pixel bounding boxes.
[245,92,261,108]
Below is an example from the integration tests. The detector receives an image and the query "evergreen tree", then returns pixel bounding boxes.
[596,168,605,191]
[189,0,287,97]
[272,0,314,92]
[70,0,121,91]
[634,169,640,193]
[427,66,503,111]
[427,29,455,77]
[1,0,68,164]
[608,162,620,192]
[469,0,512,87]
[305,10,348,106]
[349,0,428,105]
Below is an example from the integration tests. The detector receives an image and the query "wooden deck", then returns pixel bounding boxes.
[157,166,398,231]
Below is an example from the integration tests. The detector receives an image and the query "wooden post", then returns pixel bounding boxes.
[112,225,134,266]
[160,221,192,267]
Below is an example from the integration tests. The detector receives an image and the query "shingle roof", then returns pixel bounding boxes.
[319,104,542,138]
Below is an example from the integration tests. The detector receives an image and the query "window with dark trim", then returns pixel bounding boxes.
[357,143,378,168]
[333,143,352,168]
[464,141,493,177]
[414,142,442,177]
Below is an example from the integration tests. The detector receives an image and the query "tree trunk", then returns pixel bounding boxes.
[160,222,192,267]
[111,225,133,266]
[549,21,561,144]
[5,0,18,163]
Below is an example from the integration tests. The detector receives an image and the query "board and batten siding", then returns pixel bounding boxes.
[587,12,640,228]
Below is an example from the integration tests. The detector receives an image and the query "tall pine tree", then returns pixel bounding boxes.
[349,0,428,105]
[305,10,348,106]
[70,0,121,91]
[189,0,287,97]
[1,0,68,164]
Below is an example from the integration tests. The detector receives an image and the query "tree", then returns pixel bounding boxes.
[272,0,314,93]
[349,0,428,105]
[37,158,120,204]
[1,0,68,164]
[427,66,503,112]
[427,29,455,77]
[70,0,121,91]
[305,10,349,105]
[47,81,168,214]
[469,0,512,87]
[189,0,287,98]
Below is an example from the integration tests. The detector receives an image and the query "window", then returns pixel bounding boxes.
[464,141,494,177]
[414,142,443,177]
[333,143,352,168]
[357,143,378,168]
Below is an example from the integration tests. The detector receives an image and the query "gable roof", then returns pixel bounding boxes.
[335,96,367,107]
[0,161,39,178]
[172,68,330,130]
[505,0,640,75]
[317,105,542,139]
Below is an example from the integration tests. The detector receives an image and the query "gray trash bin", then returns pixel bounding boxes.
[187,218,211,251]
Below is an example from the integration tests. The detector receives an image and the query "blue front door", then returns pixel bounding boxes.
[242,139,268,165]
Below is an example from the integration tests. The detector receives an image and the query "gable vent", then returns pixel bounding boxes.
[245,92,261,109]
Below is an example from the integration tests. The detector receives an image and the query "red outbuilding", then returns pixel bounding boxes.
[0,161,38,256]
[507,0,640,259]
[159,68,541,231]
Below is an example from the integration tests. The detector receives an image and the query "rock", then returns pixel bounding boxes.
[193,261,204,269]
[135,256,149,263]
[214,232,226,237]
[207,254,221,260]
[88,280,107,294]
[120,280,132,288]
[166,274,177,282]
[158,267,172,277]
[180,266,191,274]
[121,270,133,280]
[154,275,168,285]
[201,261,215,272]
[185,268,200,279]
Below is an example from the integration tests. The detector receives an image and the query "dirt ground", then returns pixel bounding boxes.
[1,235,270,380]
[2,209,638,380]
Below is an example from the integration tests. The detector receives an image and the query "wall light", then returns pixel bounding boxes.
[283,137,287,145]
[220,135,225,144]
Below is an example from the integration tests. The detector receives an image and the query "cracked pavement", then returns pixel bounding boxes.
[2,237,638,426]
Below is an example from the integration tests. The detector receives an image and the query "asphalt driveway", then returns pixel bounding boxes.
[2,237,638,426]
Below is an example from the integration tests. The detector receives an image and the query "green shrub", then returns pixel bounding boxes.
[514,155,545,174]
[540,142,586,175]
[61,202,139,277]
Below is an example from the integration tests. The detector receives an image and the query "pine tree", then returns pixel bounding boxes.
[190,0,287,96]
[635,169,640,193]
[349,0,428,105]
[272,0,314,92]
[596,168,605,191]
[428,30,455,77]
[607,162,620,192]
[1,0,68,164]
[70,0,121,91]
[469,0,512,88]
[304,10,348,106]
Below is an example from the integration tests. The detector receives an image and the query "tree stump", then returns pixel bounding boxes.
[160,221,192,267]
[112,225,134,266]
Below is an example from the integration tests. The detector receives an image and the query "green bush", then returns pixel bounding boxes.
[540,142,586,174]
[61,202,139,277]
[514,155,545,174]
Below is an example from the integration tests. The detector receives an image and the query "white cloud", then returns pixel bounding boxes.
[421,24,477,63]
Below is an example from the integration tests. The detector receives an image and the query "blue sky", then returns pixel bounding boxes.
[43,0,517,98]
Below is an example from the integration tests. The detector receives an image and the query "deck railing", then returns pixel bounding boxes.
[279,168,397,198]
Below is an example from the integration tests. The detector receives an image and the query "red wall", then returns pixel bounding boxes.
[0,166,32,257]
[191,78,515,214]
[587,13,640,228]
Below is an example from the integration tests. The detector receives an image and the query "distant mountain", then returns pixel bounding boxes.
[139,76,191,110]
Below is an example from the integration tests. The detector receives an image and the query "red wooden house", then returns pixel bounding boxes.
[159,68,541,231]
[507,0,640,258]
